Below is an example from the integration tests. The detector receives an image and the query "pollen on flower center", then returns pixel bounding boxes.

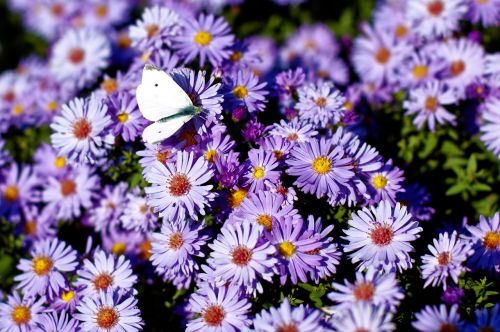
[232,85,248,99]
[372,174,388,189]
[277,323,299,332]
[95,4,108,17]
[11,305,31,326]
[353,282,375,301]
[68,47,85,64]
[61,290,75,302]
[24,220,37,235]
[256,214,273,230]
[395,24,408,38]
[54,156,66,169]
[117,112,129,123]
[427,1,444,16]
[315,97,327,108]
[476,0,489,4]
[156,150,171,164]
[4,185,19,202]
[287,132,299,141]
[146,24,159,39]
[439,323,458,332]
[93,273,114,291]
[229,188,247,208]
[311,156,331,175]
[483,231,500,250]
[412,65,429,79]
[168,173,192,197]
[96,307,119,329]
[230,51,243,62]
[72,118,92,140]
[194,31,212,46]
[168,232,184,250]
[32,256,54,276]
[253,166,266,180]
[437,252,451,265]
[112,242,127,255]
[102,78,117,94]
[202,305,225,326]
[47,100,58,112]
[375,47,391,64]
[231,246,253,266]
[370,225,394,246]
[425,96,438,112]
[450,60,465,77]
[60,179,77,197]
[51,4,63,16]
[205,149,218,163]
[278,241,296,258]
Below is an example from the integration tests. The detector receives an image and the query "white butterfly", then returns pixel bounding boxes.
[136,64,201,144]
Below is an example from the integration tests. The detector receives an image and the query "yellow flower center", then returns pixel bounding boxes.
[101,78,117,94]
[232,85,248,99]
[4,185,19,202]
[11,306,31,326]
[412,65,429,80]
[344,101,353,111]
[483,231,500,250]
[253,166,265,180]
[278,241,296,258]
[395,24,408,38]
[54,156,66,169]
[256,214,273,230]
[12,104,23,116]
[229,188,247,208]
[372,175,388,189]
[32,256,54,276]
[47,100,58,112]
[311,156,331,175]
[96,307,119,329]
[117,112,129,123]
[425,96,438,112]
[112,242,127,255]
[205,149,218,163]
[194,31,212,46]
[61,290,75,302]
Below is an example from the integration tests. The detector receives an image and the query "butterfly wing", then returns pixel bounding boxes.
[136,64,192,122]
[142,114,195,144]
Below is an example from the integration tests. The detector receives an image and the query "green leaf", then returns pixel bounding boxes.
[446,182,467,196]
[467,154,478,175]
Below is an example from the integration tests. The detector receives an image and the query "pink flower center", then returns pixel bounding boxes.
[68,47,85,64]
[231,246,252,266]
[168,173,191,196]
[168,232,184,250]
[437,252,451,265]
[450,60,465,77]
[203,305,225,326]
[427,1,444,16]
[72,118,92,140]
[370,225,394,246]
[353,282,375,301]
[60,179,77,197]
[277,324,299,332]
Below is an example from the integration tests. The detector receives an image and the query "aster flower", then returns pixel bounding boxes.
[480,97,500,158]
[243,148,280,192]
[0,292,45,332]
[442,286,465,306]
[396,49,445,88]
[80,0,131,31]
[120,189,157,232]
[186,284,251,332]
[242,119,265,142]
[199,131,235,164]
[270,118,318,144]
[421,231,473,289]
[174,13,234,67]
[75,290,143,332]
[137,142,176,173]
[23,1,77,40]
[330,302,395,332]
[42,165,99,221]
[51,95,113,163]
[412,304,464,332]
[466,304,500,332]
[286,137,354,201]
[271,217,323,285]
[150,220,209,287]
[208,221,277,294]
[329,268,404,312]
[466,0,500,26]
[343,200,422,272]
[101,226,146,258]
[367,159,405,206]
[407,0,467,39]
[296,81,346,127]
[403,80,458,132]
[50,28,110,90]
[88,182,128,232]
[145,151,215,221]
[33,143,69,178]
[396,183,435,221]
[129,5,181,50]
[464,213,500,271]
[51,286,83,313]
[214,150,243,189]
[225,69,268,113]
[108,92,147,142]
[37,311,80,332]
[75,249,137,296]
[275,68,306,105]
[253,298,324,332]
[15,238,78,298]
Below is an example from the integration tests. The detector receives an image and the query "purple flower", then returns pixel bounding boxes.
[286,137,354,201]
[296,81,346,127]
[396,183,435,222]
[33,143,69,178]
[275,68,306,105]
[466,0,500,27]
[75,290,143,332]
[37,311,80,332]
[242,119,265,142]
[480,97,500,158]
[108,92,147,142]
[214,150,242,189]
[174,13,235,67]
[367,159,405,206]
[0,291,45,331]
[51,286,83,313]
[421,231,473,289]
[15,238,78,298]
[88,182,128,232]
[412,304,464,332]
[441,286,465,305]
[243,148,280,192]
[330,302,395,332]
[270,118,318,144]
[466,304,500,332]
[187,284,251,331]
[208,221,277,294]
[464,213,500,271]
[225,69,268,113]
[137,142,176,173]
[145,151,215,221]
[120,188,157,232]
[343,200,422,272]
[253,298,324,332]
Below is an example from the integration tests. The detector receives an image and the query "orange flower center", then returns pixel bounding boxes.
[427,1,444,16]
[72,118,92,140]
[483,231,500,250]
[60,179,77,197]
[395,24,408,38]
[168,173,191,196]
[3,185,19,202]
[168,232,184,250]
[412,65,429,80]
[203,305,225,326]
[112,242,127,255]
[231,246,252,266]
[315,97,327,108]
[450,60,465,77]
[375,47,391,64]
[425,96,438,112]
[51,4,63,16]
[156,150,171,164]
[68,47,85,64]
[146,24,159,39]
[437,252,451,265]
[95,5,108,17]
[24,220,37,235]
[353,282,375,301]
[439,323,458,332]
[32,256,54,276]
[11,306,31,325]
[277,324,299,332]
[229,189,247,208]
[102,78,117,94]
[287,132,299,141]
[93,273,113,291]
[256,214,273,230]
[96,307,119,329]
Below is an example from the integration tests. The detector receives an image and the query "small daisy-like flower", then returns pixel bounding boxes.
[330,302,395,332]
[50,28,110,90]
[51,286,82,313]
[120,189,157,232]
[129,5,181,50]
[42,165,99,220]
[243,148,280,192]
[407,0,467,39]
[329,268,404,312]
[187,284,251,331]
[421,231,473,289]
[0,292,45,331]
[253,298,324,332]
[80,0,131,31]
[75,249,137,296]
[412,304,464,332]
[51,95,113,163]
[296,81,346,127]
[150,220,209,280]
[367,160,405,206]
[275,68,306,105]
[145,151,215,221]
[480,97,500,158]
[75,290,143,332]
[15,238,78,298]
[37,311,80,332]
[270,118,318,144]
[464,213,500,271]
[286,137,354,200]
[108,92,147,142]
[225,69,268,113]
[208,221,277,294]
[306,216,341,281]
[466,304,500,332]
[467,0,500,27]
[396,49,445,88]
[403,80,457,132]
[0,163,39,222]
[175,13,234,67]
[343,200,422,272]
[33,143,69,178]
[272,217,323,285]
[137,142,176,173]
